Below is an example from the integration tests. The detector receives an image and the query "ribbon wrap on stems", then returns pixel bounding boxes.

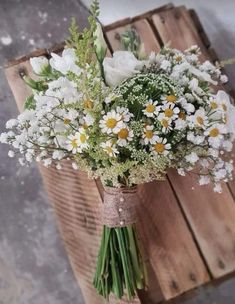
[93,185,146,301]
[103,186,138,228]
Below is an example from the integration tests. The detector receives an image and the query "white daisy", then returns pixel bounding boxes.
[142,125,158,145]
[152,137,171,155]
[76,127,89,149]
[66,128,89,154]
[204,124,227,148]
[189,108,208,128]
[100,140,119,157]
[66,134,81,154]
[173,53,185,64]
[161,94,178,105]
[99,110,123,134]
[158,116,173,133]
[117,126,134,147]
[143,99,160,117]
[162,103,180,120]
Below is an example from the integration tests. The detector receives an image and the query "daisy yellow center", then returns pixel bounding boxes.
[80,134,86,143]
[210,101,218,109]
[175,56,182,62]
[106,118,117,129]
[209,128,219,137]
[118,128,129,139]
[161,119,169,128]
[222,103,227,111]
[179,111,186,120]
[71,139,78,148]
[105,147,113,154]
[196,116,204,125]
[164,108,174,118]
[64,118,71,125]
[154,143,165,153]
[84,99,94,109]
[166,95,177,103]
[145,130,153,139]
[146,104,155,113]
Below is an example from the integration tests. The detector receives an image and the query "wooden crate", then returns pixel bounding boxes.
[4,4,235,304]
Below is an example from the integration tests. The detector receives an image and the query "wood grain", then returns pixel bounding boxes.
[152,6,235,279]
[152,6,208,61]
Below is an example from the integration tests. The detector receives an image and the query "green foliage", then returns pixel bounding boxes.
[66,1,104,103]
[121,28,142,59]
[24,95,36,110]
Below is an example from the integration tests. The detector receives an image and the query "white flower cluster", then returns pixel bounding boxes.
[1,38,234,190]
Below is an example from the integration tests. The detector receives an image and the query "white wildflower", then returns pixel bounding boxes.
[30,56,49,74]
[50,48,81,75]
[152,137,171,155]
[185,152,199,164]
[100,140,119,157]
[100,110,123,134]
[143,99,161,117]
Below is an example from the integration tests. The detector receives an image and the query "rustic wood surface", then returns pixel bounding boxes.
[4,4,235,304]
[149,6,235,280]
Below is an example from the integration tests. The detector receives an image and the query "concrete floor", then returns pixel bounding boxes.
[0,0,235,303]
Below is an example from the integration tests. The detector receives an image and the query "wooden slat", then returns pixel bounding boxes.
[106,17,210,302]
[168,170,235,278]
[152,6,235,279]
[137,181,209,301]
[5,60,34,112]
[106,19,161,54]
[104,3,174,32]
[152,6,208,61]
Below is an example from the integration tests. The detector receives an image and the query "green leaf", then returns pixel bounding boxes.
[24,95,36,110]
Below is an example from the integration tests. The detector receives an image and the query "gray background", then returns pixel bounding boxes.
[0,0,235,303]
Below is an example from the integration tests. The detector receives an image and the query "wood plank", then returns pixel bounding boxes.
[103,3,174,32]
[106,19,161,54]
[167,170,235,278]
[152,6,235,279]
[5,60,34,112]
[137,181,209,301]
[152,6,208,61]
[106,17,210,302]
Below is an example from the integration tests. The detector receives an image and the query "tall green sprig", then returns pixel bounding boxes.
[67,0,99,68]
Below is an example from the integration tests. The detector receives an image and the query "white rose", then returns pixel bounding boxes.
[103,51,143,87]
[50,48,81,75]
[30,56,49,74]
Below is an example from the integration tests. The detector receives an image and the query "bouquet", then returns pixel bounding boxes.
[1,1,235,301]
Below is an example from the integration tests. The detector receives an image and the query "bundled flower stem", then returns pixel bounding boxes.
[93,185,146,300]
[93,225,146,300]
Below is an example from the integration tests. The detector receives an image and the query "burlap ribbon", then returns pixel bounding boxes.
[103,186,139,228]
